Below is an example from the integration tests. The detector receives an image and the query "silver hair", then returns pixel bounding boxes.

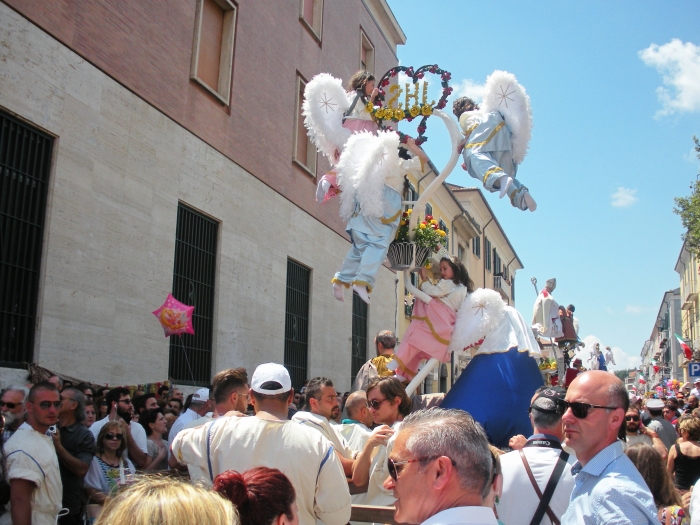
[400,408,492,498]
[4,385,30,403]
[63,388,86,423]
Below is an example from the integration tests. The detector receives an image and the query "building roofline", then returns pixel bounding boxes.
[447,183,524,269]
[674,239,689,274]
[361,0,407,57]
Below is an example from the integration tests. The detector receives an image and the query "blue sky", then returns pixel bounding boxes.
[386,0,700,370]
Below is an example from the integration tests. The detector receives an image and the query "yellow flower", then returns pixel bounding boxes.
[375,108,385,120]
[421,104,433,116]
[406,209,412,215]
[430,219,437,225]
[394,108,404,121]
[438,230,446,237]
[366,101,374,113]
[425,262,432,269]
[419,223,426,229]
[400,220,407,226]
[409,105,421,117]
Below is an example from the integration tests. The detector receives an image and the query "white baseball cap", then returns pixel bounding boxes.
[251,363,292,394]
[191,387,210,401]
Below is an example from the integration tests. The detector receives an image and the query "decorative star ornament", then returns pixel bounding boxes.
[319,93,337,113]
[472,303,487,316]
[495,84,516,108]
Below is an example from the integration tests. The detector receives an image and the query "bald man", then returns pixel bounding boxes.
[340,391,374,451]
[560,371,657,525]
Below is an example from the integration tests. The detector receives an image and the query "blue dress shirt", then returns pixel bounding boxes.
[561,441,658,524]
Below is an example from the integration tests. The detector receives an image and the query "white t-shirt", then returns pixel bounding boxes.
[497,443,577,525]
[339,422,372,452]
[292,411,357,459]
[0,427,63,525]
[172,415,351,525]
[365,422,401,507]
[168,409,202,443]
[90,416,148,458]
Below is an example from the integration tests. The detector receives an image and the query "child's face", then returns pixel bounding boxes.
[440,260,454,280]
[364,79,375,95]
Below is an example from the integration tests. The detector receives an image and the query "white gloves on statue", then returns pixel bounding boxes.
[496,175,512,199]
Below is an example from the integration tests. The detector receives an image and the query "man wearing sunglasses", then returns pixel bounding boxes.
[623,406,667,460]
[383,407,496,525]
[1,385,29,446]
[3,381,63,525]
[560,371,657,525]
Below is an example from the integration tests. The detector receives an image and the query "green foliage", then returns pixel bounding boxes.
[674,136,700,256]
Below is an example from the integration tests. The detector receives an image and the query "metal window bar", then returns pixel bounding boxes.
[168,204,218,386]
[351,291,368,386]
[284,259,310,391]
[0,112,53,367]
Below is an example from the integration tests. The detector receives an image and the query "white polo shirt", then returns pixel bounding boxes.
[292,411,356,459]
[172,414,351,525]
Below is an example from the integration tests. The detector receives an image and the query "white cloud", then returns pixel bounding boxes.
[453,78,485,103]
[611,187,638,207]
[625,305,647,314]
[574,335,641,372]
[639,39,700,117]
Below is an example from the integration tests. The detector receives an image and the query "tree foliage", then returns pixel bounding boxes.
[674,136,700,256]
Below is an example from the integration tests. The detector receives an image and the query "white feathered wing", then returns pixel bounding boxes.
[302,73,351,164]
[447,289,506,355]
[480,70,533,164]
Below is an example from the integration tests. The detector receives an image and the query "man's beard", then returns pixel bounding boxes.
[626,423,639,433]
[117,407,132,424]
[2,411,19,428]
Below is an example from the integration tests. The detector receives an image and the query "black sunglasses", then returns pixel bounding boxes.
[625,415,640,421]
[387,456,455,481]
[0,401,19,409]
[367,398,388,410]
[36,401,62,409]
[104,433,124,441]
[563,400,619,419]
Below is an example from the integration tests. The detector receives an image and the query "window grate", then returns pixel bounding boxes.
[351,291,368,386]
[168,204,218,386]
[284,259,310,391]
[0,112,53,367]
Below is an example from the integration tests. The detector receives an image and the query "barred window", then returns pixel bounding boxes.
[351,291,368,387]
[168,204,218,385]
[284,259,310,390]
[0,112,53,366]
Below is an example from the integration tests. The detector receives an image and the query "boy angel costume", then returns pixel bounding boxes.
[302,73,425,303]
[457,70,536,212]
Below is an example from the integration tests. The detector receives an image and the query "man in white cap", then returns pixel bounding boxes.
[690,379,700,398]
[171,363,351,525]
[168,387,211,446]
[646,398,677,450]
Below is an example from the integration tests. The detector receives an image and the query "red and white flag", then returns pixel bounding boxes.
[676,333,693,360]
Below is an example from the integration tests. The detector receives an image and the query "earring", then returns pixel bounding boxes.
[495,495,500,504]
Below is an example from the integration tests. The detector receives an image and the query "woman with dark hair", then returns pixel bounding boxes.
[138,408,168,471]
[214,467,298,525]
[627,443,688,524]
[84,421,136,505]
[392,255,473,381]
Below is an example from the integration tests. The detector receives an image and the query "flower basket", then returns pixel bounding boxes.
[387,241,431,271]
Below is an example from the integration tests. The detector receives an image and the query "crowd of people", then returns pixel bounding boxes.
[2,336,700,524]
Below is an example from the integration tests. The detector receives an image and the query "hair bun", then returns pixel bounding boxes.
[213,470,248,507]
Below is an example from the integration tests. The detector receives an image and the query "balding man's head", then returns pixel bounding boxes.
[345,391,373,427]
[563,371,627,466]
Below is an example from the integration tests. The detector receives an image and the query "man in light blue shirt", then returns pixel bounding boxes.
[560,371,658,525]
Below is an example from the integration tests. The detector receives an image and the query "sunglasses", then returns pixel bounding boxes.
[104,433,124,441]
[36,401,62,410]
[387,456,455,481]
[562,400,619,419]
[367,398,388,410]
[625,415,640,421]
[0,402,19,409]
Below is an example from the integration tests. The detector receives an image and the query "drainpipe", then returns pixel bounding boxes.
[482,218,494,290]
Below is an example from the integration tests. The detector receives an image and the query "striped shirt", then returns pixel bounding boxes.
[561,441,658,525]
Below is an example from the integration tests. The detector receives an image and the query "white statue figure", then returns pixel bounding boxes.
[531,278,563,339]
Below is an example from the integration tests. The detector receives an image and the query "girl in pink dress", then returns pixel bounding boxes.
[392,256,474,381]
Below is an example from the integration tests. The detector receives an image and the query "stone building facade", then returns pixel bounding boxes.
[0,0,406,390]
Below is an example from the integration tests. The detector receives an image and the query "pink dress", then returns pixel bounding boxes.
[394,280,467,378]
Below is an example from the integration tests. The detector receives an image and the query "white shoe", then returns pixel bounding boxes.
[353,284,371,304]
[523,192,537,212]
[496,175,513,199]
[332,283,345,302]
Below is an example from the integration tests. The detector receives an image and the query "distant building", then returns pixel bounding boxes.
[640,289,682,389]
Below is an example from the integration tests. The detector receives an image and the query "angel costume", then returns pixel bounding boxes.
[459,71,535,211]
[331,131,423,293]
[532,279,563,339]
[393,279,468,379]
[440,289,543,447]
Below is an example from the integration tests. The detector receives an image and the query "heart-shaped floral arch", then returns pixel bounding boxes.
[369,64,453,145]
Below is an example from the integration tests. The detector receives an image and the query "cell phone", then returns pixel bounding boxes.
[47,425,57,435]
